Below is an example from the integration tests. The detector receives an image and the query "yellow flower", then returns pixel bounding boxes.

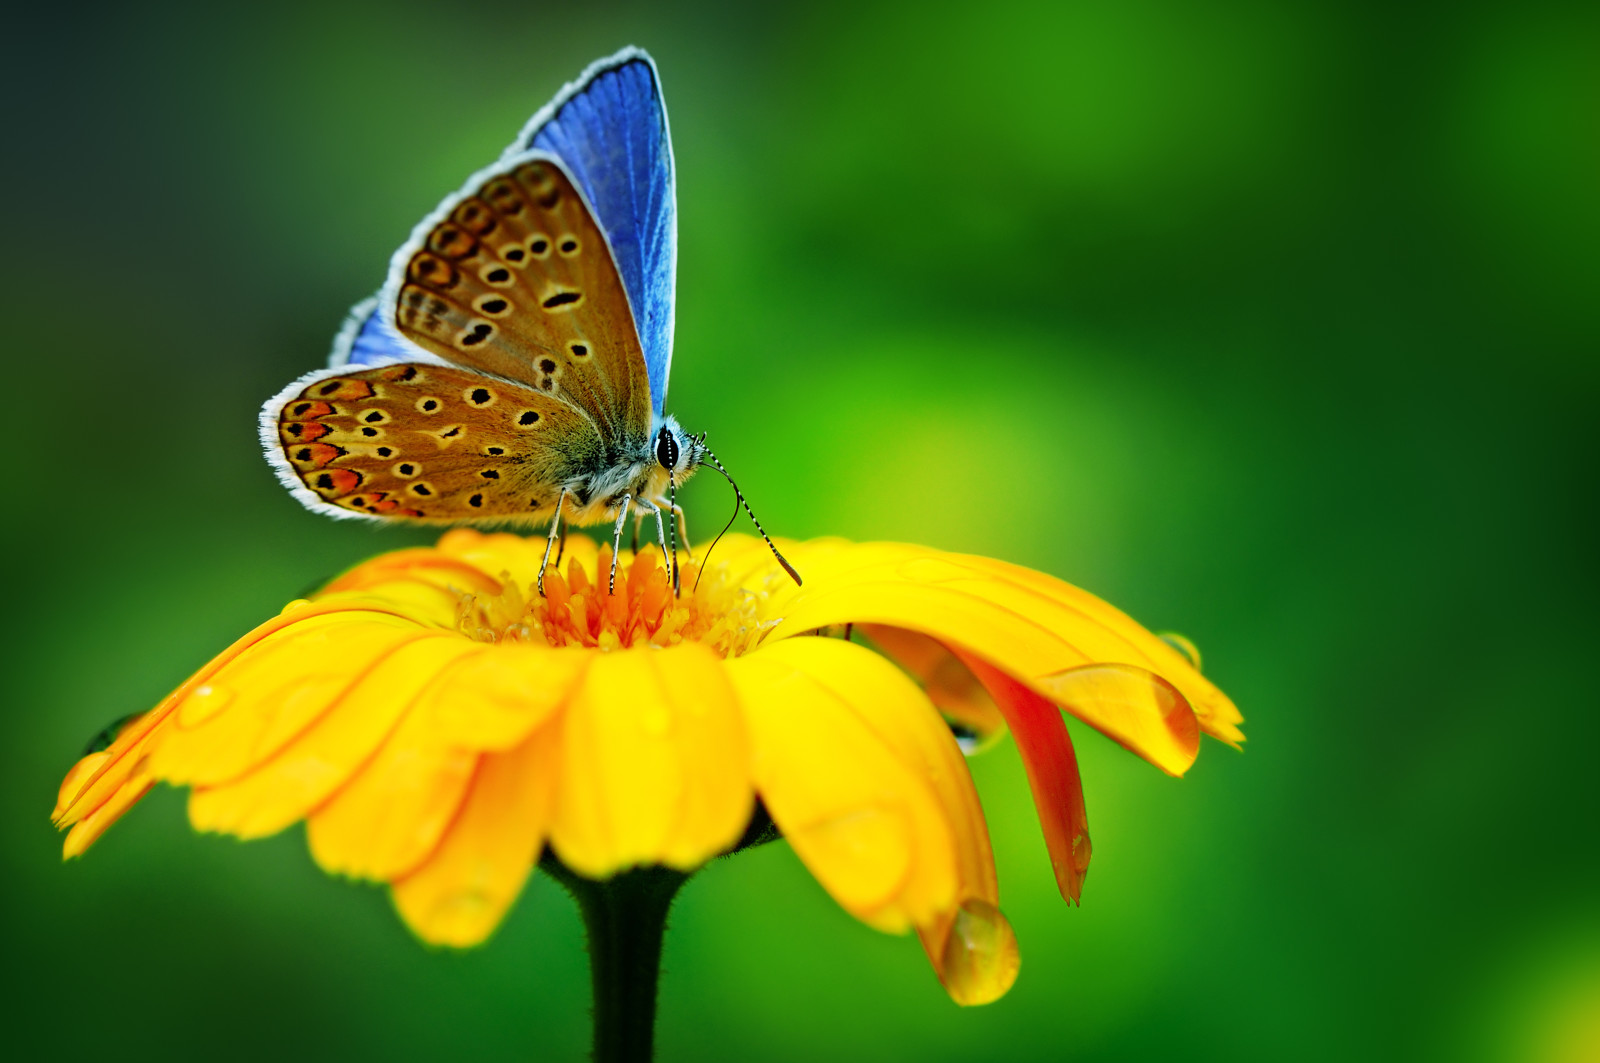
[53,530,1242,1005]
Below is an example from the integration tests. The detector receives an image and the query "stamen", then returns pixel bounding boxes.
[453,546,774,657]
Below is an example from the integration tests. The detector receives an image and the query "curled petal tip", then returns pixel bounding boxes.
[1037,662,1199,777]
[53,752,110,824]
[938,899,1020,1006]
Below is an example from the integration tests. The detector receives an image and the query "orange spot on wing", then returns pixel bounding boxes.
[289,443,346,470]
[309,378,376,401]
[313,469,363,495]
[280,422,330,443]
[285,400,336,419]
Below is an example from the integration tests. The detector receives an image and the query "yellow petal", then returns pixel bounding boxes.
[391,719,561,947]
[753,542,1239,774]
[54,709,165,830]
[187,637,481,839]
[63,774,155,859]
[151,613,429,788]
[966,553,1242,746]
[321,548,503,598]
[725,637,961,932]
[418,644,588,750]
[306,685,481,881]
[311,582,465,628]
[54,593,473,850]
[54,752,111,824]
[1033,662,1198,779]
[549,643,751,877]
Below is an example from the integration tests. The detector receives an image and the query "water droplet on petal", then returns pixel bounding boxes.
[1070,831,1093,896]
[1158,631,1203,672]
[179,683,235,727]
[81,713,141,756]
[949,723,981,755]
[939,898,1020,1006]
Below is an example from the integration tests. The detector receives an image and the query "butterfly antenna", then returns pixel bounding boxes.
[695,490,743,594]
[668,468,680,596]
[698,448,802,587]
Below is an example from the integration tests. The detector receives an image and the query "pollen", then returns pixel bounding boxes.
[453,545,774,656]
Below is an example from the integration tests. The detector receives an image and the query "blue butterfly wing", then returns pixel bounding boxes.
[330,295,414,367]
[510,48,676,415]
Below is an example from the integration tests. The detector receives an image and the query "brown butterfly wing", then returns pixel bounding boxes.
[275,362,604,522]
[391,157,653,447]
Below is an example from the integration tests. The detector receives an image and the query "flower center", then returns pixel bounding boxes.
[453,545,772,657]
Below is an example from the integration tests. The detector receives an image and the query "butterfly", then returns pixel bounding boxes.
[260,47,796,593]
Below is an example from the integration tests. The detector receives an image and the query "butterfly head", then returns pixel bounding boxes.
[653,417,704,482]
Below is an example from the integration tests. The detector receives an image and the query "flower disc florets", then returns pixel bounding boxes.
[453,546,775,657]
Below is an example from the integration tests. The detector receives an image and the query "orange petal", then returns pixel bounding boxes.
[859,624,1007,746]
[391,719,562,946]
[960,652,1091,905]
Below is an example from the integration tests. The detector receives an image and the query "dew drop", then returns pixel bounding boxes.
[947,720,981,755]
[81,713,141,756]
[938,898,1020,1006]
[1157,631,1203,671]
[1071,831,1093,882]
[179,683,235,727]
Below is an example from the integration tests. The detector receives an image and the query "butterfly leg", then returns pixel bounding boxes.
[637,501,677,595]
[671,503,693,559]
[537,489,569,597]
[608,494,633,594]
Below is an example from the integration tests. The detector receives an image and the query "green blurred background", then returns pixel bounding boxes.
[3,1,1596,1059]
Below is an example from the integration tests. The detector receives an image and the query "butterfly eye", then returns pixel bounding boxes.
[655,428,680,470]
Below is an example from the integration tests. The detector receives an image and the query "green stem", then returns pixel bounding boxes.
[542,854,688,1063]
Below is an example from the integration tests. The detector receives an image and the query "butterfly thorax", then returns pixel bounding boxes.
[560,414,702,525]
